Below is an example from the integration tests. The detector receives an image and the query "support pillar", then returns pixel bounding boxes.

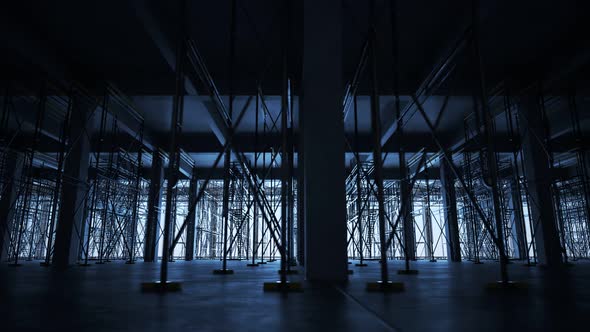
[143,152,164,262]
[297,114,305,267]
[509,179,528,260]
[400,169,416,261]
[52,96,91,268]
[302,0,347,282]
[185,167,197,261]
[0,151,24,261]
[441,155,461,262]
[423,197,434,262]
[520,95,563,267]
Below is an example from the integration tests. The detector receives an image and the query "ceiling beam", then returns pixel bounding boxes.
[0,17,157,153]
[132,0,228,147]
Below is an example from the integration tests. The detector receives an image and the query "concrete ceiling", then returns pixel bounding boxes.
[2,0,590,173]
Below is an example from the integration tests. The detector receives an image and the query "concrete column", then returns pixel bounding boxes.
[509,179,528,260]
[302,0,347,282]
[185,167,197,260]
[143,152,164,262]
[441,156,461,262]
[520,95,563,267]
[400,174,416,260]
[0,151,24,261]
[297,120,305,266]
[52,96,91,268]
[423,199,434,261]
[210,204,217,259]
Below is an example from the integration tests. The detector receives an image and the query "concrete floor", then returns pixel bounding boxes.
[1,259,589,331]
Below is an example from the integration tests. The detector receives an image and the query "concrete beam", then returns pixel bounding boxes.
[132,0,228,148]
[1,13,156,154]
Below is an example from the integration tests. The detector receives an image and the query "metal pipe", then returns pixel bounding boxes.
[412,94,509,265]
[472,7,509,282]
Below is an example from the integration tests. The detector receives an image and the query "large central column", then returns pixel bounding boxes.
[143,151,164,262]
[0,151,24,261]
[184,167,198,261]
[520,95,563,267]
[301,0,347,282]
[441,154,461,262]
[52,95,91,268]
[509,178,528,260]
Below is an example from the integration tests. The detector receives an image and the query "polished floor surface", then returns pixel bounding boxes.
[1,259,589,331]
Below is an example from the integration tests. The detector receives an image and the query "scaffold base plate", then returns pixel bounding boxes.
[263,281,303,292]
[213,269,234,275]
[366,281,405,292]
[257,262,267,264]
[397,269,419,275]
[140,281,182,292]
[246,263,259,267]
[485,281,528,291]
[429,259,437,262]
[355,263,368,267]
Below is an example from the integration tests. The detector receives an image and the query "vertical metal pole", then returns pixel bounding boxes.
[27,187,42,261]
[505,93,530,263]
[41,93,71,266]
[12,85,46,265]
[217,0,236,273]
[250,90,259,266]
[472,0,509,282]
[260,115,267,264]
[82,91,108,265]
[127,124,143,263]
[425,163,435,261]
[569,92,590,252]
[185,167,197,261]
[160,0,186,283]
[354,94,365,265]
[288,80,295,268]
[390,0,415,269]
[97,115,116,264]
[515,98,538,264]
[279,0,289,285]
[463,147,480,262]
[221,151,231,270]
[370,30,389,284]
